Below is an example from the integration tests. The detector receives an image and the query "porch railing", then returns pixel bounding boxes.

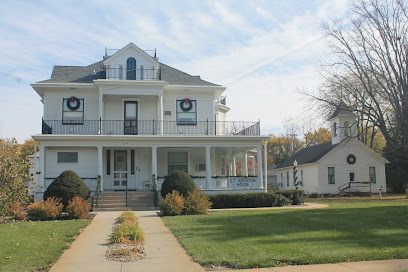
[42,119,261,136]
[104,67,161,80]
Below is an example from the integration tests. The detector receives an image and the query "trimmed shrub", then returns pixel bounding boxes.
[109,221,145,244]
[208,192,277,209]
[27,197,63,220]
[278,190,305,205]
[276,194,292,207]
[4,202,26,220]
[117,211,138,224]
[160,190,185,216]
[185,189,212,215]
[44,170,91,207]
[66,196,91,219]
[308,192,319,198]
[160,171,196,198]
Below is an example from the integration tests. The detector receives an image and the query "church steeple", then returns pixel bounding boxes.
[328,101,357,144]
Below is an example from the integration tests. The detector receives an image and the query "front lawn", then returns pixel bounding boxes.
[162,199,408,269]
[0,219,91,272]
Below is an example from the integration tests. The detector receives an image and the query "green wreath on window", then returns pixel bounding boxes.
[180,98,193,112]
[67,96,81,111]
[347,154,356,164]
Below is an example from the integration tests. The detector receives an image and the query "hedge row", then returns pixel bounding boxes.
[278,190,305,205]
[208,190,305,209]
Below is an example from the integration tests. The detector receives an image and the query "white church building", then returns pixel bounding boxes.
[29,43,269,200]
[275,102,388,195]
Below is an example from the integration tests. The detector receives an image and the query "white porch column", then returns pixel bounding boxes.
[97,146,103,191]
[98,90,104,134]
[205,146,212,189]
[257,145,263,189]
[152,146,158,178]
[39,146,45,191]
[232,156,236,176]
[242,152,248,176]
[264,141,268,191]
[157,95,163,135]
[251,157,256,176]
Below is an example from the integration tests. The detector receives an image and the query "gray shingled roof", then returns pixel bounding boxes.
[37,59,220,86]
[276,141,339,169]
[329,101,356,119]
[159,63,219,86]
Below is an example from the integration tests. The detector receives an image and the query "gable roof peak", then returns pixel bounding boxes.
[103,43,158,65]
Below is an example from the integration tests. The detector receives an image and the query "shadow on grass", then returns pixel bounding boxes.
[163,202,408,267]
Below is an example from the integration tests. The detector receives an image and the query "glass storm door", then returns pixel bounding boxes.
[113,150,127,189]
[124,101,138,135]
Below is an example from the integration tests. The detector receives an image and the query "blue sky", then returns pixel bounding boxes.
[0,0,350,142]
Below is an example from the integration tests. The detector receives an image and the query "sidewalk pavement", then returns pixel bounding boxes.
[215,259,408,272]
[49,210,204,272]
[49,205,408,272]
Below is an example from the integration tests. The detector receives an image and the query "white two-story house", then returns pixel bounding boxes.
[30,43,268,200]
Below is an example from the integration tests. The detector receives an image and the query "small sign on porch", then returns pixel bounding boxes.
[228,177,257,187]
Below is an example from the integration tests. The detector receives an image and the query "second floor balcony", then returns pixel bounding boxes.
[42,119,261,136]
[104,67,161,80]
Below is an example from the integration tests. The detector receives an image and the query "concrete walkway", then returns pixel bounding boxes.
[49,210,204,272]
[49,205,408,272]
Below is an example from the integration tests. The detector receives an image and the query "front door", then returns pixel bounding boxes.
[124,101,138,135]
[113,150,127,189]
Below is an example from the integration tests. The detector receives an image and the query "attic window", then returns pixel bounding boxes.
[127,57,136,80]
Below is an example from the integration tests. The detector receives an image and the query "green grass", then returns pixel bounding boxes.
[109,221,145,244]
[162,199,408,269]
[117,211,138,224]
[0,219,91,272]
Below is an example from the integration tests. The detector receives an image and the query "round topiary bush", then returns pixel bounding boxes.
[160,170,196,198]
[44,170,91,207]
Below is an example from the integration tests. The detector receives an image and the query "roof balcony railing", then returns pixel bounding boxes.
[216,96,226,106]
[42,119,261,136]
[104,67,161,80]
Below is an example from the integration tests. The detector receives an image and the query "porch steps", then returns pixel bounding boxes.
[93,191,157,211]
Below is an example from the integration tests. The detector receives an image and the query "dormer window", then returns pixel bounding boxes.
[333,122,337,136]
[127,57,136,80]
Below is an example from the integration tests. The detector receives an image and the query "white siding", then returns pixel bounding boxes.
[318,140,386,194]
[103,96,157,120]
[44,147,98,191]
[43,89,98,120]
[162,94,215,122]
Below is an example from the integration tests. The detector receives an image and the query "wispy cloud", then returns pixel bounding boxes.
[0,0,350,141]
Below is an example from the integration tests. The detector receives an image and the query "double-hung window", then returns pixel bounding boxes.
[369,167,376,183]
[63,98,84,124]
[177,99,197,125]
[328,167,335,184]
[286,171,289,186]
[168,152,188,174]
